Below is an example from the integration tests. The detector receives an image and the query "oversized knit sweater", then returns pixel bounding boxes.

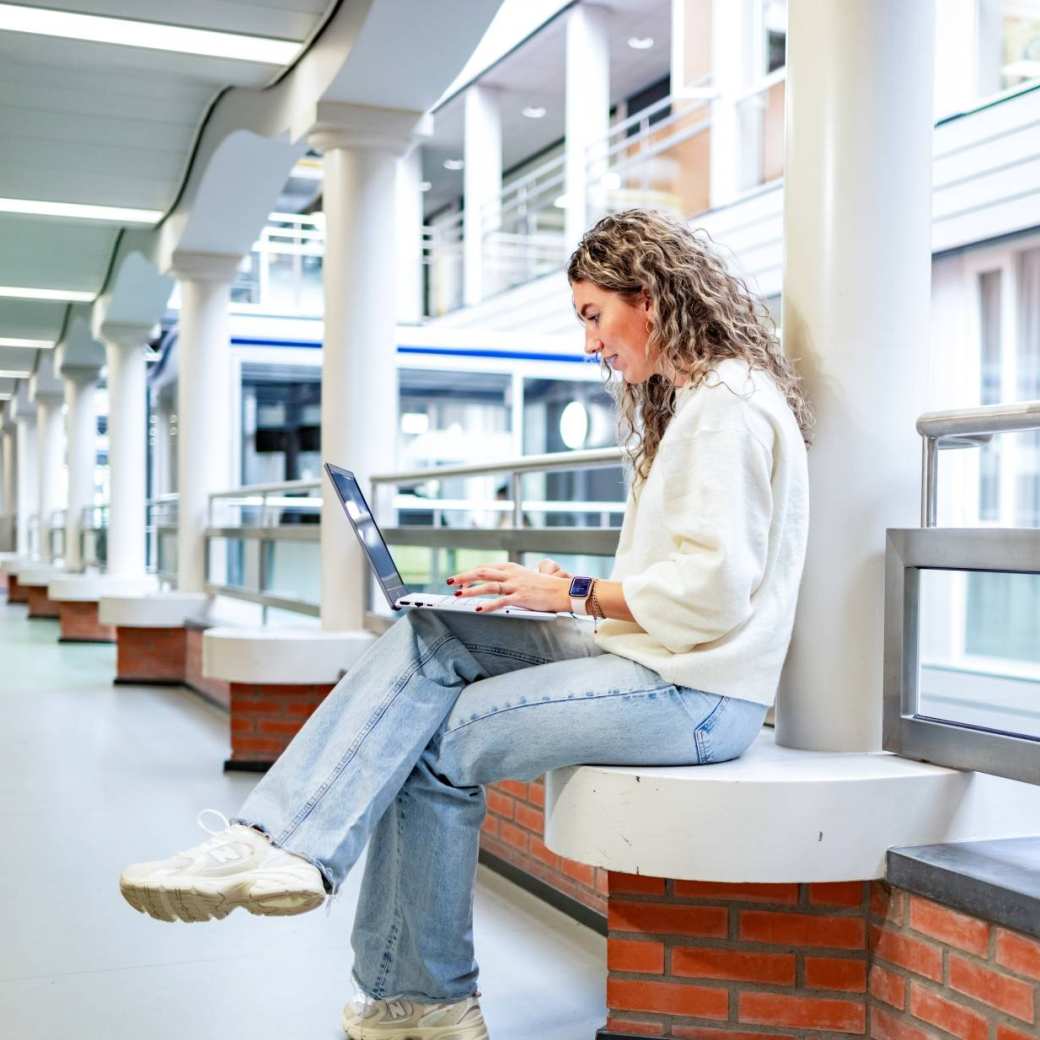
[594,358,809,708]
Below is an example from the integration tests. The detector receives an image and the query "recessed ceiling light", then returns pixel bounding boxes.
[522,106,547,119]
[0,337,55,349]
[0,3,302,64]
[419,181,432,192]
[443,158,464,171]
[0,197,162,225]
[628,36,654,50]
[0,370,30,379]
[0,286,95,302]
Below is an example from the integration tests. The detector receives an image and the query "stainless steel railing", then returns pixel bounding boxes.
[917,400,1040,526]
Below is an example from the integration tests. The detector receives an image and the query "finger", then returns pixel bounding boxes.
[455,582,510,599]
[448,566,508,586]
[474,594,516,613]
[536,559,558,574]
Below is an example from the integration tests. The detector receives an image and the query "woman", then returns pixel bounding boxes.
[120,209,812,1040]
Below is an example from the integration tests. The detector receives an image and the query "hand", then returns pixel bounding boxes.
[447,562,570,614]
[535,558,572,580]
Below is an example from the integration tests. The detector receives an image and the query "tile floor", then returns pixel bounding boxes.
[0,599,606,1039]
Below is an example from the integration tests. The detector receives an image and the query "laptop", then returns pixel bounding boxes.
[324,462,565,621]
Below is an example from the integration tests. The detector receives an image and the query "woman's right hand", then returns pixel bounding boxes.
[536,558,572,580]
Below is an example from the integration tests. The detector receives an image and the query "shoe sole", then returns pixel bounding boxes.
[341,1008,490,1040]
[120,875,325,923]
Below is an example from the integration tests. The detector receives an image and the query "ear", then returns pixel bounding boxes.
[640,289,652,312]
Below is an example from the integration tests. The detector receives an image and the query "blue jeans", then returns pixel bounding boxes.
[233,609,767,1003]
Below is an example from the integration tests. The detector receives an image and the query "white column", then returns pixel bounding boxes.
[100,324,151,577]
[35,394,65,563]
[63,369,99,572]
[396,147,424,323]
[1,415,16,549]
[168,253,238,594]
[15,415,37,558]
[308,104,430,631]
[463,85,502,306]
[777,0,936,752]
[565,3,611,249]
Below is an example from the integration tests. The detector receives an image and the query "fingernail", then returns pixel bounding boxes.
[454,591,461,597]
[446,578,454,585]
[475,607,482,612]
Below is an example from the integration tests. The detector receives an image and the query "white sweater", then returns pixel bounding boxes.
[594,358,809,708]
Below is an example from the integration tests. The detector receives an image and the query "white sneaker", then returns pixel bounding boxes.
[341,989,490,1039]
[120,810,327,923]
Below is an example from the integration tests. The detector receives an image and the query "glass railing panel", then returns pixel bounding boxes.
[918,568,1040,740]
[261,538,321,608]
[735,75,785,193]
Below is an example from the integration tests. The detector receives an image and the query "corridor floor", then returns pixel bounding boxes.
[0,597,606,1039]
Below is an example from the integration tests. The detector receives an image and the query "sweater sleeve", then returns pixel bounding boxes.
[621,427,774,654]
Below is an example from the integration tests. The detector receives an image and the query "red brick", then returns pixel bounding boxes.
[285,701,320,718]
[870,1005,932,1040]
[868,962,907,1010]
[610,900,728,939]
[595,869,610,895]
[229,716,254,733]
[58,601,115,642]
[497,779,527,799]
[480,815,498,838]
[485,788,514,819]
[27,585,60,617]
[231,736,284,757]
[116,626,186,681]
[608,978,728,1020]
[869,924,943,982]
[528,837,559,870]
[608,938,665,974]
[909,983,987,1040]
[230,695,281,715]
[996,1025,1037,1040]
[257,718,304,736]
[738,992,866,1033]
[498,820,527,852]
[948,954,1034,1022]
[604,1016,663,1036]
[671,1030,792,1040]
[610,872,667,896]
[672,947,795,985]
[804,955,867,992]
[674,880,799,904]
[515,803,544,834]
[908,896,989,956]
[995,928,1040,982]
[561,857,596,888]
[739,910,865,950]
[810,882,867,908]
[872,882,905,925]
[527,779,545,807]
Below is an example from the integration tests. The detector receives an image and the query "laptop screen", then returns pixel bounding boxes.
[324,463,409,609]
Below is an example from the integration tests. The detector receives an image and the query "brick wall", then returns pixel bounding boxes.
[184,627,230,709]
[228,682,334,765]
[596,873,1040,1039]
[480,777,610,917]
[868,880,1039,1040]
[8,575,27,603]
[26,585,60,618]
[115,626,187,682]
[58,601,115,642]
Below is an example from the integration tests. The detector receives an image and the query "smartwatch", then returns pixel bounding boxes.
[568,575,594,615]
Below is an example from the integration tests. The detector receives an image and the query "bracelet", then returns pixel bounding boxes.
[588,580,606,620]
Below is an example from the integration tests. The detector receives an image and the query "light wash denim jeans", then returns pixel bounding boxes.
[233,608,767,1004]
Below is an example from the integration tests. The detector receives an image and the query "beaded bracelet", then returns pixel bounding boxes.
[588,580,607,621]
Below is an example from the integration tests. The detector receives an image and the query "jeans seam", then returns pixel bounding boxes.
[693,696,727,765]
[277,631,458,843]
[443,684,675,735]
[373,793,406,997]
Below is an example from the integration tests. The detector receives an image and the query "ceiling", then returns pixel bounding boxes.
[0,0,334,388]
[422,0,673,215]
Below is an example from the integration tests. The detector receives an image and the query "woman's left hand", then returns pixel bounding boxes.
[447,562,570,614]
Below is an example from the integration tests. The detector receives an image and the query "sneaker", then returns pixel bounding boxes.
[119,809,327,923]
[341,990,490,1039]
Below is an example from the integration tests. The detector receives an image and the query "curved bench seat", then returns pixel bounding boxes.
[48,574,156,602]
[545,727,1040,883]
[98,592,208,628]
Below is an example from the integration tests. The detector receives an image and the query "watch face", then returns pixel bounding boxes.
[568,576,593,597]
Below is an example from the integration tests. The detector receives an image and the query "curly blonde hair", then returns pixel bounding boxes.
[567,209,814,485]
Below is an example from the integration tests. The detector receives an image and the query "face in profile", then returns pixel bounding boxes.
[571,280,658,384]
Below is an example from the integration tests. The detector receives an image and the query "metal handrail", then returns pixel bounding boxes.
[371,447,623,486]
[918,401,1040,526]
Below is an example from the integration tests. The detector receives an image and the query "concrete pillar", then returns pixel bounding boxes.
[99,323,151,577]
[168,252,238,594]
[35,396,65,563]
[463,85,502,306]
[777,0,936,752]
[396,147,425,323]
[62,369,99,571]
[709,0,753,207]
[14,414,37,558]
[308,103,431,631]
[1,409,16,548]
[565,3,611,249]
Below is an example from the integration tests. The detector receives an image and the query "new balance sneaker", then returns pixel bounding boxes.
[341,989,490,1040]
[119,809,327,923]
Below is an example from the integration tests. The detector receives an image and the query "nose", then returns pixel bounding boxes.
[584,327,603,356]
